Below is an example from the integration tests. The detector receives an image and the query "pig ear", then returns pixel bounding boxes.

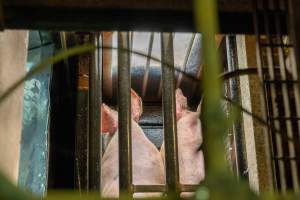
[175,88,188,120]
[131,89,143,122]
[196,100,202,115]
[101,103,118,134]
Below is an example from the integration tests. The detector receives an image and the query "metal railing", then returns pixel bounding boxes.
[253,0,300,193]
[85,32,202,197]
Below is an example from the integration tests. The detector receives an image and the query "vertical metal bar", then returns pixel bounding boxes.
[118,31,132,195]
[161,32,180,196]
[274,0,300,191]
[286,44,300,140]
[253,0,276,190]
[225,35,247,179]
[261,0,287,192]
[286,0,300,139]
[98,33,103,190]
[142,32,154,98]
[88,34,101,191]
[176,33,196,88]
[287,0,300,96]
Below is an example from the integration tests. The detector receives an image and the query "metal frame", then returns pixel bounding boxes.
[11,0,300,196]
[253,0,300,193]
[88,34,102,191]
[0,0,287,33]
[225,35,248,179]
[118,32,133,195]
[161,32,180,196]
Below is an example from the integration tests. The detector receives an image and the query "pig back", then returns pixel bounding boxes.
[101,120,165,198]
[177,111,205,185]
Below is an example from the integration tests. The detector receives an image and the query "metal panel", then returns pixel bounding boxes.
[118,32,133,195]
[161,32,180,195]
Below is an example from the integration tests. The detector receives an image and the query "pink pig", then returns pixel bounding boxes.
[100,89,165,198]
[160,88,205,197]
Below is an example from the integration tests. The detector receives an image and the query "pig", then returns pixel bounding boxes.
[160,88,205,197]
[100,89,166,198]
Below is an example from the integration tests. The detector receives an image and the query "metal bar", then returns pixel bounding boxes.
[285,0,300,140]
[142,32,154,98]
[225,35,247,178]
[176,33,195,88]
[253,0,276,191]
[132,184,199,193]
[269,116,300,120]
[179,184,200,192]
[274,0,300,191]
[133,185,167,193]
[98,34,103,189]
[259,43,294,47]
[88,34,101,191]
[118,31,133,195]
[161,32,180,196]
[261,0,288,192]
[287,0,300,97]
[60,32,71,89]
[273,157,300,161]
[263,80,300,83]
[221,68,258,80]
[134,184,202,195]
[0,0,4,30]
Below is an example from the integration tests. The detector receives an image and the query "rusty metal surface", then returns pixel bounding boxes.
[88,34,101,191]
[161,32,180,195]
[117,32,133,195]
[75,90,88,192]
[132,184,199,193]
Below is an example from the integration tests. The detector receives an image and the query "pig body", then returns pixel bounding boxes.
[160,89,205,197]
[101,90,165,198]
[101,120,165,198]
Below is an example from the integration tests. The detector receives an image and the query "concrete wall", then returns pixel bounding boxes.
[236,35,273,192]
[0,30,28,183]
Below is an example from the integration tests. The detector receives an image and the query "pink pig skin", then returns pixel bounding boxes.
[160,89,205,198]
[100,90,165,198]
